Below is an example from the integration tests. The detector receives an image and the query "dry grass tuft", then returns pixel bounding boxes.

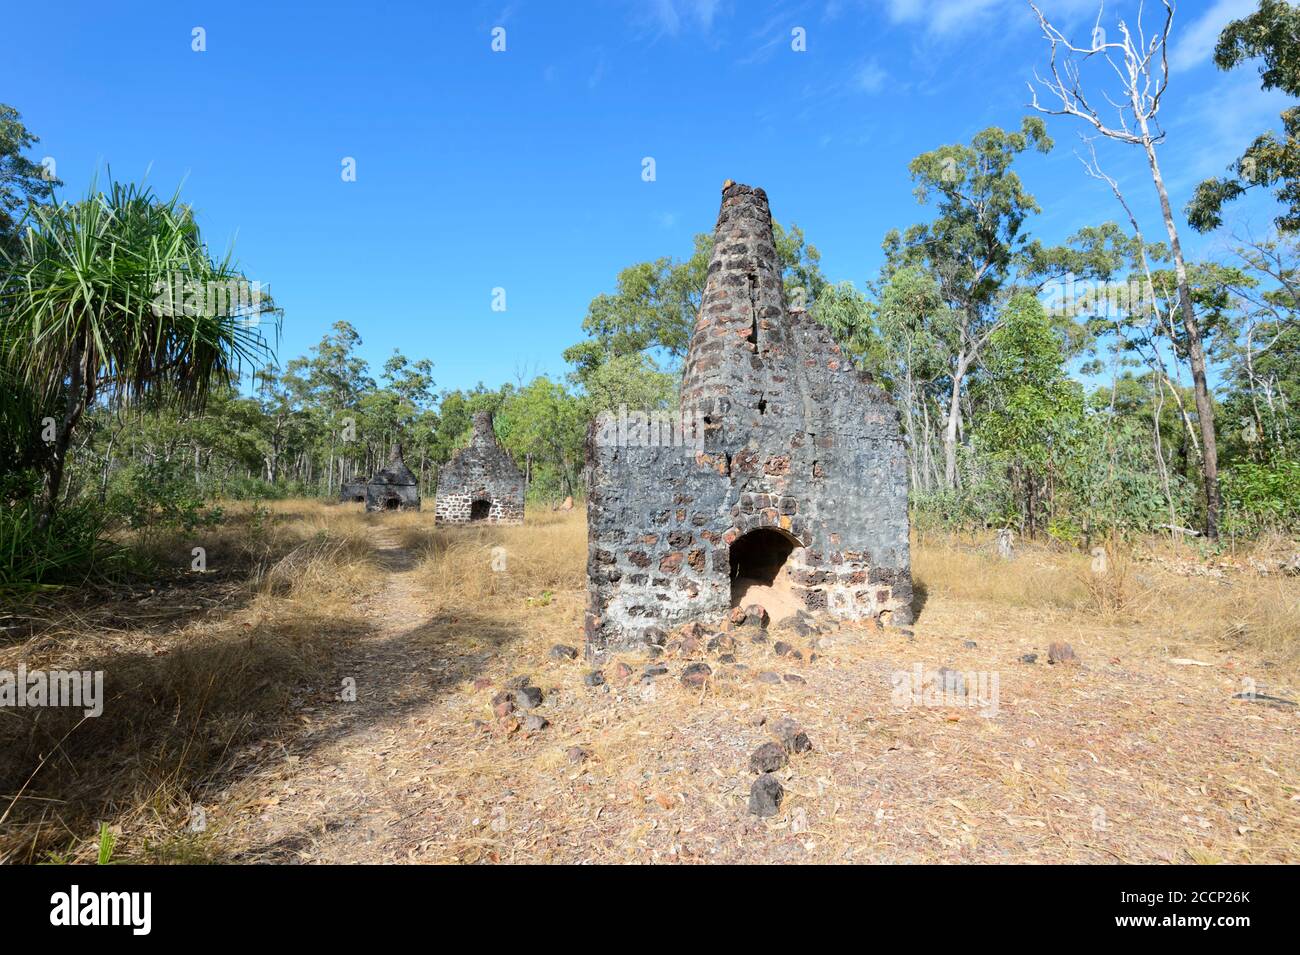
[0,499,380,863]
[409,510,586,609]
[913,535,1090,610]
[914,531,1300,674]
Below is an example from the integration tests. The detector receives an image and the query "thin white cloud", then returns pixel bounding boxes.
[646,0,726,35]
[855,59,888,93]
[886,0,1002,34]
[884,0,1096,38]
[1168,0,1257,72]
[588,50,607,89]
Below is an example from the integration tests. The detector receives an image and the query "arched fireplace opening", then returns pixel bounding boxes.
[729,527,798,607]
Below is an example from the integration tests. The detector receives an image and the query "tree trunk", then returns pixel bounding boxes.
[38,347,86,531]
[942,356,969,490]
[1137,117,1220,539]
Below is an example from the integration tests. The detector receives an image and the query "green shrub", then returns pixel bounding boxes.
[106,459,223,534]
[0,499,130,600]
[1221,457,1300,535]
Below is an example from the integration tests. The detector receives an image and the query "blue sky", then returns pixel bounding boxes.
[7,0,1289,395]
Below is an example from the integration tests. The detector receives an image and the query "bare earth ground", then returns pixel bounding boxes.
[202,511,1299,865]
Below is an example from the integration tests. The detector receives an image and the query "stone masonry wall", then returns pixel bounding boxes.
[586,183,911,651]
[435,411,525,525]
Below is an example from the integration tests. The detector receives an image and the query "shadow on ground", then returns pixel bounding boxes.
[0,600,521,862]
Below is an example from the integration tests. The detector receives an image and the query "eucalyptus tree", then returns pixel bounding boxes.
[0,104,59,252]
[886,118,1054,489]
[1187,0,1300,234]
[1029,0,1224,537]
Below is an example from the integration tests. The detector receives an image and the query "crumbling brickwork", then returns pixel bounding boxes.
[585,182,912,650]
[365,444,420,512]
[435,411,525,525]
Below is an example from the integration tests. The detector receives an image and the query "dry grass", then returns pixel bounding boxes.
[5,502,1297,864]
[408,509,586,608]
[914,531,1300,675]
[0,499,383,863]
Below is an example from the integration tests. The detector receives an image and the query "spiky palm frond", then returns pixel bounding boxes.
[0,178,275,418]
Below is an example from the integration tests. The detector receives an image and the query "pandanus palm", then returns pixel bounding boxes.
[0,180,276,525]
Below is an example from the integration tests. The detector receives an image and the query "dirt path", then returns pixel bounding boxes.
[215,525,448,863]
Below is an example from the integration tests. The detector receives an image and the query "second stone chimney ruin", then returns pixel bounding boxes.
[435,411,525,525]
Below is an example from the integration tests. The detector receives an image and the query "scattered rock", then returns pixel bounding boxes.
[522,714,549,732]
[783,674,806,685]
[742,604,771,629]
[749,741,789,773]
[513,685,544,709]
[582,670,606,688]
[473,677,493,691]
[749,773,784,817]
[505,674,533,690]
[718,654,737,664]
[680,662,712,688]
[642,664,669,679]
[771,717,812,754]
[774,640,793,657]
[549,645,578,661]
[611,661,634,681]
[749,631,770,644]
[962,640,977,649]
[566,745,588,764]
[706,633,736,654]
[491,691,516,719]
[680,635,702,656]
[757,671,782,685]
[777,615,819,638]
[1048,642,1078,665]
[1019,653,1038,664]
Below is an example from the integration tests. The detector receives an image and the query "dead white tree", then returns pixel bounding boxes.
[1028,0,1223,538]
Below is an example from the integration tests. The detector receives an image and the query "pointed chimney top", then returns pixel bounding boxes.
[471,411,495,445]
[680,182,787,406]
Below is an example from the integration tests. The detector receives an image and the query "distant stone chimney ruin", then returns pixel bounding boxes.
[584,182,912,650]
[365,443,420,512]
[435,411,525,525]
